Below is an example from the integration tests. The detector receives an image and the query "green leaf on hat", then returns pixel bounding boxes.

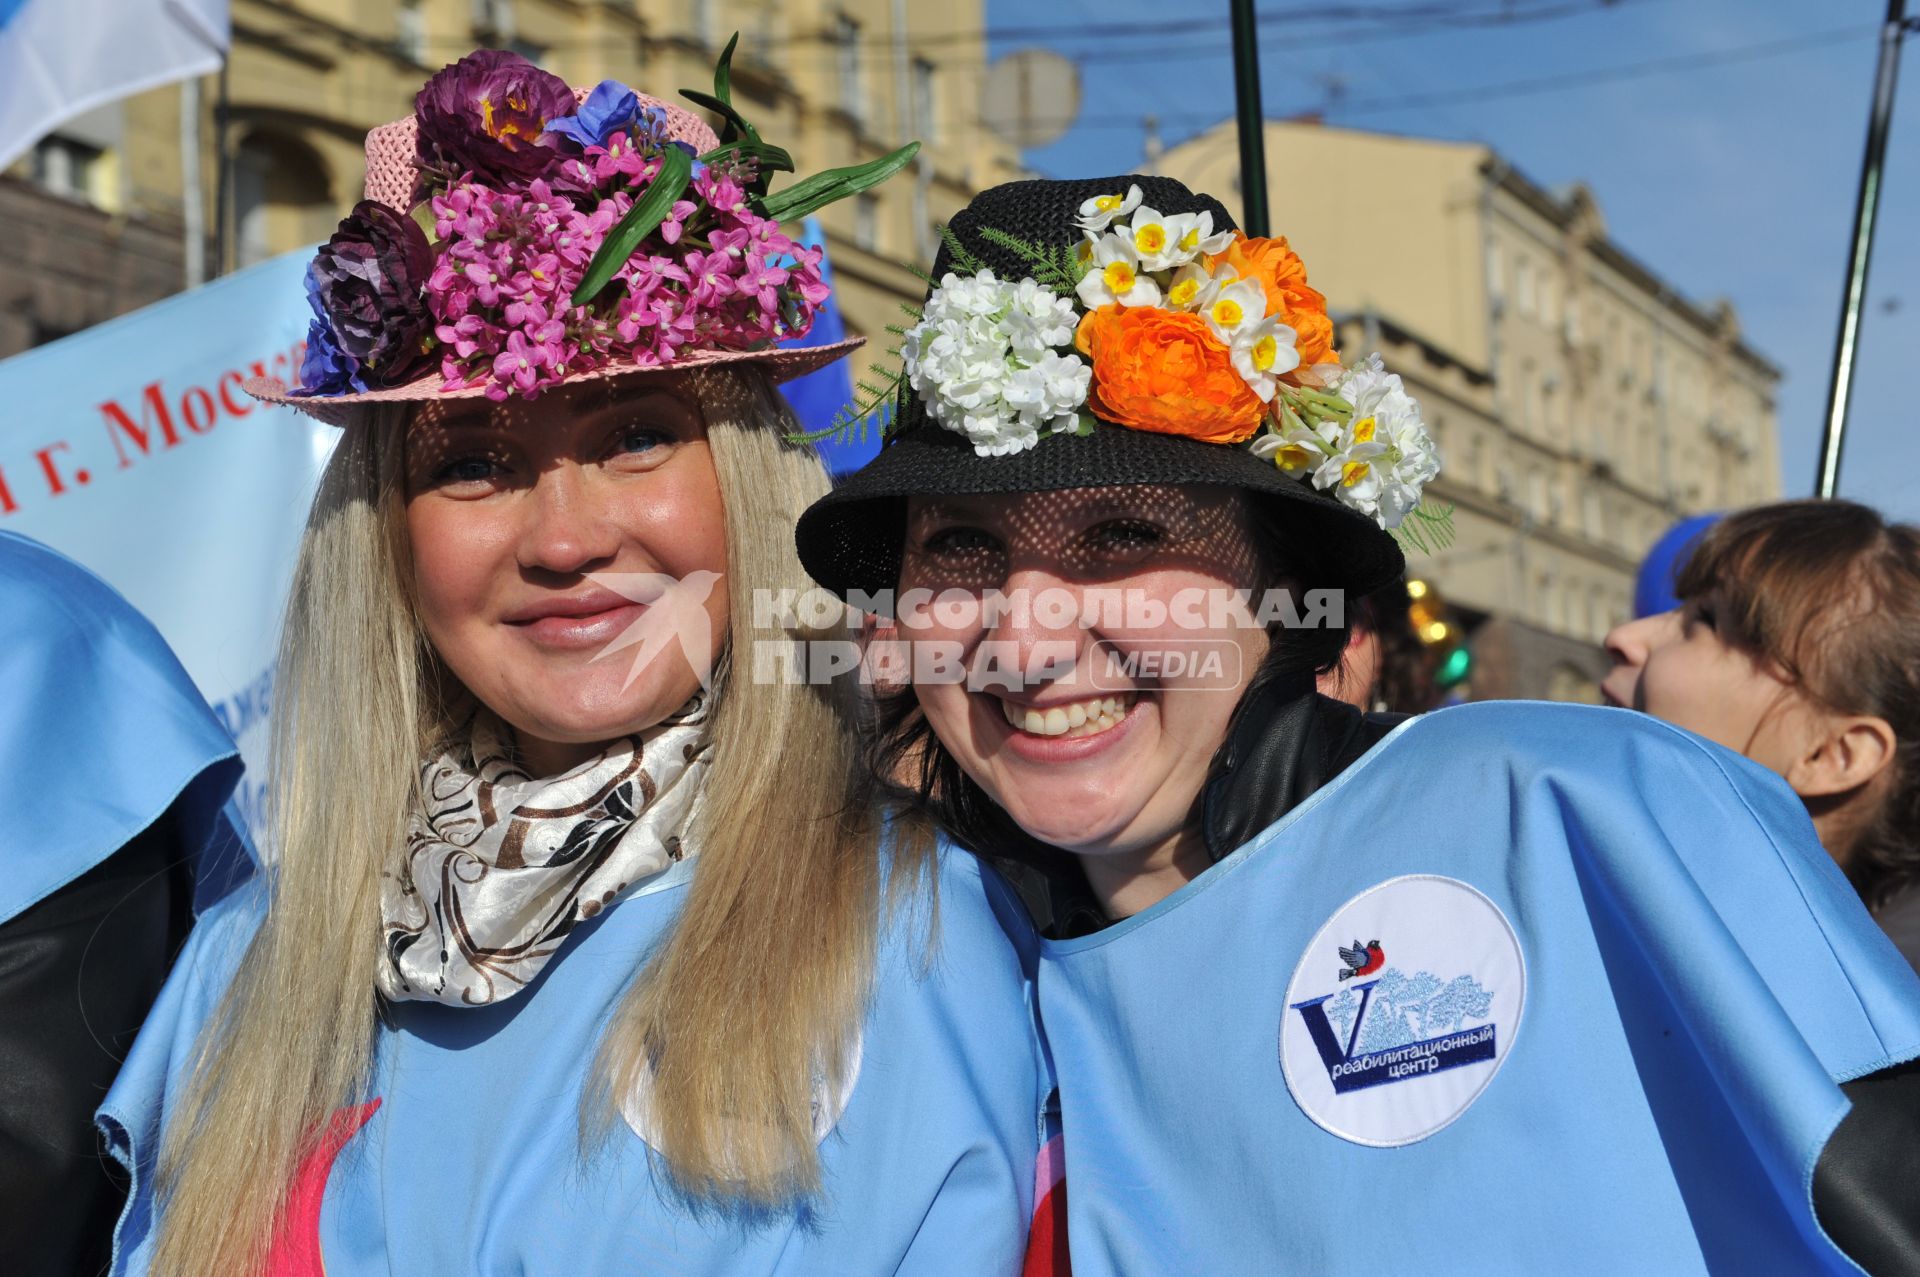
[1391,501,1457,556]
[757,141,921,223]
[570,142,696,307]
[680,88,762,147]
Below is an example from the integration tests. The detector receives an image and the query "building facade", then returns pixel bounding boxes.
[1160,120,1782,700]
[2,0,1019,373]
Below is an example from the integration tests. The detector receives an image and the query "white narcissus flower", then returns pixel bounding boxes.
[1228,316,1301,403]
[1248,414,1330,477]
[1201,276,1268,346]
[1318,354,1443,528]
[1159,210,1234,268]
[903,269,1091,457]
[1074,184,1143,233]
[1074,232,1162,309]
[1163,262,1219,312]
[1121,205,1184,272]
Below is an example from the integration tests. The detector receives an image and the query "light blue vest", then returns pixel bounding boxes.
[0,530,248,924]
[1027,702,1920,1275]
[101,850,1045,1274]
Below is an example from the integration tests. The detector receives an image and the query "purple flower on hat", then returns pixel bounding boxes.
[544,80,669,152]
[308,200,436,390]
[415,49,574,185]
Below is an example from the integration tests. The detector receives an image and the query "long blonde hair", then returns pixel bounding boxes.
[152,367,920,1274]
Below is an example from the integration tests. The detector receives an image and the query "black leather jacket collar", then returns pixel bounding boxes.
[1201,674,1402,863]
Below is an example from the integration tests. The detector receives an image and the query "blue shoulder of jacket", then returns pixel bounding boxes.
[1390,701,1799,803]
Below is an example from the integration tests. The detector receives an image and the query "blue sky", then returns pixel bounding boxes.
[983,0,1920,522]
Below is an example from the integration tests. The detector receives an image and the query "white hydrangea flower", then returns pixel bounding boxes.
[903,269,1092,456]
[1074,184,1143,233]
[1319,354,1442,528]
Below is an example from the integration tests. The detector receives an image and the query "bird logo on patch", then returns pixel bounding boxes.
[1337,939,1385,981]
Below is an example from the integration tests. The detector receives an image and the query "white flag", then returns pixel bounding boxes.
[0,0,229,170]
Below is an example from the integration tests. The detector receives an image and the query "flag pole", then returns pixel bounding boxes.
[1229,0,1269,237]
[181,76,206,288]
[213,55,232,277]
[1816,0,1911,497]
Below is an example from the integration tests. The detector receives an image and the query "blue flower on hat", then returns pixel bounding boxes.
[545,80,665,151]
[293,264,367,397]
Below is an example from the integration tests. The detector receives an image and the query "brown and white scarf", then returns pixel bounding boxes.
[377,696,711,1007]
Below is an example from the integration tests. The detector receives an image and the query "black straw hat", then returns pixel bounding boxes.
[794,175,1405,601]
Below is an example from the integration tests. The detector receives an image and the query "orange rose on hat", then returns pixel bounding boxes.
[1074,304,1265,445]
[1209,232,1338,375]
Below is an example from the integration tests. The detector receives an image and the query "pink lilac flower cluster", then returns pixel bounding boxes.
[423,133,831,401]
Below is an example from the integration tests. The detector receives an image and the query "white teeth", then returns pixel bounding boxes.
[999,693,1136,738]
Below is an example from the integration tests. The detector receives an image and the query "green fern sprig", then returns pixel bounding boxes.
[936,224,988,277]
[787,358,907,445]
[974,227,1083,295]
[785,302,921,447]
[1391,502,1458,556]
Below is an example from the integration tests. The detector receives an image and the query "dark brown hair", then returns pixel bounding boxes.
[1675,499,1920,908]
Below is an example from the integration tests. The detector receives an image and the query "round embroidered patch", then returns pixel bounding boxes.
[1279,874,1525,1147]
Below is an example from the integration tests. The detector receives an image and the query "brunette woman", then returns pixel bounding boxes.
[799,176,1920,1276]
[1605,499,1920,972]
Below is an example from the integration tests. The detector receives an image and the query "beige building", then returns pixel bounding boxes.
[2,0,1020,367]
[1161,120,1782,700]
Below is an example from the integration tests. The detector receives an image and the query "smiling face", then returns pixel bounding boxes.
[404,379,728,776]
[899,484,1270,895]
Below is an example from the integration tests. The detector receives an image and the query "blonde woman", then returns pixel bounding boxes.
[98,53,1041,1276]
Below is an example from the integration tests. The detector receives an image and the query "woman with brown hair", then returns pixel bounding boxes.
[1604,498,1920,970]
[97,50,1042,1276]
[798,174,1920,1276]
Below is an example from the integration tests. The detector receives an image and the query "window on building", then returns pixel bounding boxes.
[472,0,515,41]
[912,56,938,143]
[1486,241,1503,303]
[1514,256,1534,318]
[396,0,427,62]
[835,13,864,123]
[693,0,718,49]
[31,135,108,205]
[854,192,879,252]
[235,132,334,269]
[506,38,547,67]
[1528,468,1548,522]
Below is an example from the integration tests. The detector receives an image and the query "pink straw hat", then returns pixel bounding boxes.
[245,53,864,427]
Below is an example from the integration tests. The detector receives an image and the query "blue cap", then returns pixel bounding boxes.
[1634,513,1722,618]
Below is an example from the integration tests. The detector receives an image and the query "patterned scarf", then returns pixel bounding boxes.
[377,696,711,1006]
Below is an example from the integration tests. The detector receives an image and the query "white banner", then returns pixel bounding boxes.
[0,248,334,830]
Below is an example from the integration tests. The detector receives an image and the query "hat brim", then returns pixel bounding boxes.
[244,336,865,427]
[796,421,1406,605]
